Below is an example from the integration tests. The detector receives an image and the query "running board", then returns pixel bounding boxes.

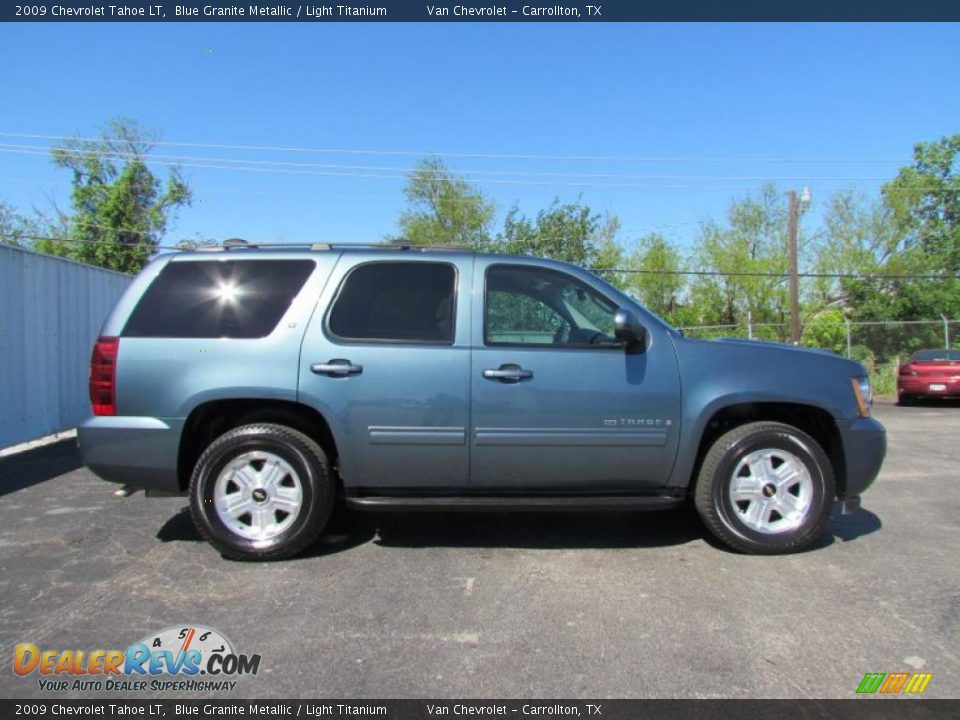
[344,494,685,512]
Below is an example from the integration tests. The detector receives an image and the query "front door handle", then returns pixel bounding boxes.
[311,359,363,376]
[483,364,533,383]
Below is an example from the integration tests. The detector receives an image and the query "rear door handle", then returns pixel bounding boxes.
[483,365,533,383]
[311,359,363,376]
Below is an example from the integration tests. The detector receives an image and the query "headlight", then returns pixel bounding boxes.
[851,376,872,417]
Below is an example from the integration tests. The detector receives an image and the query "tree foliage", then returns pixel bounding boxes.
[0,201,39,247]
[396,157,495,249]
[496,199,624,279]
[859,135,960,325]
[685,184,792,338]
[51,118,191,273]
[884,134,960,272]
[623,233,685,321]
[808,137,960,330]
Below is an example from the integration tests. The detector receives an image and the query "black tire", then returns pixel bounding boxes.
[694,421,835,555]
[189,423,335,561]
[897,394,917,406]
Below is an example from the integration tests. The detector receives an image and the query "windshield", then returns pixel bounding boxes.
[911,349,960,362]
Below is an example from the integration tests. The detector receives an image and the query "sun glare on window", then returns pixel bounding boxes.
[212,281,241,304]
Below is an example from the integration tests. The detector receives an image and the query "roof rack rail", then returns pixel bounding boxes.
[312,241,474,252]
[185,239,475,253]
[387,242,474,252]
[206,239,475,253]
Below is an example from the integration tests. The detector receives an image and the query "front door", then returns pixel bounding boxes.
[469,260,681,491]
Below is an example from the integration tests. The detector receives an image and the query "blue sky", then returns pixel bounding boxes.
[0,22,957,253]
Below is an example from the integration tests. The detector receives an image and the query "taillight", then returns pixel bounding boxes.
[89,336,119,416]
[899,364,917,376]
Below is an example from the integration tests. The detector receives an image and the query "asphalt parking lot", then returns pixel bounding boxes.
[1,401,957,700]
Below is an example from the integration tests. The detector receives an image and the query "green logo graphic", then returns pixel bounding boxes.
[857,672,932,694]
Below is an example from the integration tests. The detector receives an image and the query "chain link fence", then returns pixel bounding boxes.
[680,318,960,396]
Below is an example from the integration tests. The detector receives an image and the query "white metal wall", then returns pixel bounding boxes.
[0,244,132,447]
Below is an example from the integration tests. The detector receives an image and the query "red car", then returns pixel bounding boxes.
[897,349,960,405]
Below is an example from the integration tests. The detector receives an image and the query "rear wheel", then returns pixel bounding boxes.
[694,421,834,554]
[189,423,334,560]
[897,393,918,406]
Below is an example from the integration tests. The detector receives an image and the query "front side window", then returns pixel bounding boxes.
[328,262,456,344]
[485,264,619,347]
[123,260,315,339]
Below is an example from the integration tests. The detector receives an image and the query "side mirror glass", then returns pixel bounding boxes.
[614,308,647,352]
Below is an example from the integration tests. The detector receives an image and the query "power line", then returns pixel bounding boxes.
[7,145,951,200]
[9,146,934,193]
[0,131,910,164]
[0,143,896,182]
[0,147,767,190]
[0,145,778,190]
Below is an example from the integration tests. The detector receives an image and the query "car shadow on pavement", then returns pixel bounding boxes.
[0,438,82,497]
[155,504,378,560]
[156,507,202,543]
[897,398,960,409]
[156,503,882,557]
[368,505,883,554]
[828,506,882,544]
[371,507,706,550]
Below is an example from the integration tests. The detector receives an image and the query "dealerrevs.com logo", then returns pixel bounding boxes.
[13,625,261,693]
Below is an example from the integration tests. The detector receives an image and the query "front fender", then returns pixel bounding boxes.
[667,337,867,489]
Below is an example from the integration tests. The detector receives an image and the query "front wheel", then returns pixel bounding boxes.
[189,423,335,561]
[694,421,835,554]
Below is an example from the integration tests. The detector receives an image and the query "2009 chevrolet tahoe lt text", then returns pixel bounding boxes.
[79,242,886,560]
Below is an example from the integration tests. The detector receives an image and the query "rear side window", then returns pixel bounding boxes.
[328,262,456,344]
[123,260,315,339]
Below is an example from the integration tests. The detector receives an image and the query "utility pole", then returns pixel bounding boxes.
[787,190,800,345]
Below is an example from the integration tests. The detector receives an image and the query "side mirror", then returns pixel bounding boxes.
[614,308,647,352]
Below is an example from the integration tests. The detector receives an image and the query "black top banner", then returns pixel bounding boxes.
[4,0,960,22]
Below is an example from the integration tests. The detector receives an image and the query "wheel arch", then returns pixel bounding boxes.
[178,399,339,492]
[687,401,846,500]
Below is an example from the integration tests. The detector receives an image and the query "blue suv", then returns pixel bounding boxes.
[79,242,886,560]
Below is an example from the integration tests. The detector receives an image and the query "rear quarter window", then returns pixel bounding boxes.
[123,259,315,339]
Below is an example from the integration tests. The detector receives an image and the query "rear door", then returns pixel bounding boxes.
[298,255,472,492]
[469,259,682,491]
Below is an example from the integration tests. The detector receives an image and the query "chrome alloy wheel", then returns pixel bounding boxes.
[728,448,814,535]
[213,451,303,541]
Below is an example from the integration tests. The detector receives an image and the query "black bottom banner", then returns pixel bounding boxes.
[1,700,957,720]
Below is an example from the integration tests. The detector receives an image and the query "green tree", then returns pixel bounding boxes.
[805,191,894,317]
[802,307,848,355]
[853,135,960,330]
[809,137,960,341]
[623,233,686,321]
[0,201,39,247]
[396,157,495,249]
[496,198,625,286]
[51,118,191,273]
[884,134,960,271]
[687,184,792,339]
